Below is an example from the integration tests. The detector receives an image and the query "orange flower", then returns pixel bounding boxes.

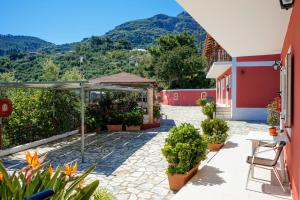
[25,151,45,169]
[64,162,77,177]
[0,172,3,182]
[48,164,53,176]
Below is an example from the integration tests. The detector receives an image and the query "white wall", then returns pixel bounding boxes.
[232,108,267,121]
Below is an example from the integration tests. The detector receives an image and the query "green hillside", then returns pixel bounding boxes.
[105,12,206,48]
[0,34,55,56]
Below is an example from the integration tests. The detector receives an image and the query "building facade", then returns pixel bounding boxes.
[177,0,300,199]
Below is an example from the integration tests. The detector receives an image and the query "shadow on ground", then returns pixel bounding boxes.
[190,166,226,186]
[1,118,177,176]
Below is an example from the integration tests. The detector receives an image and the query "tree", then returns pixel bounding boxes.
[148,33,210,89]
[42,58,60,81]
[0,71,16,82]
[61,68,84,81]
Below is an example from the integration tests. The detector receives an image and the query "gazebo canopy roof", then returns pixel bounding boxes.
[0,72,156,91]
[88,72,156,86]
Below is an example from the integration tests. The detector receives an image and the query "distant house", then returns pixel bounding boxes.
[203,35,280,121]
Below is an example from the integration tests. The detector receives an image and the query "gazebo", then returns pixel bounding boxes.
[0,72,157,162]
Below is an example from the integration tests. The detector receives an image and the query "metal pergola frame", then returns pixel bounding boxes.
[0,80,148,162]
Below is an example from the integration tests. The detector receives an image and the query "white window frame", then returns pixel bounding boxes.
[281,46,293,133]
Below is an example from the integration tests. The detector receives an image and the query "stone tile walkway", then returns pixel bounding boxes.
[1,105,269,200]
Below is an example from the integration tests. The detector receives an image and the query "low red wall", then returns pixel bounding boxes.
[157,89,216,106]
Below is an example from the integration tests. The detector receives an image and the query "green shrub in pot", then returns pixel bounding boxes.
[201,118,229,144]
[202,101,216,119]
[107,111,124,125]
[162,123,207,175]
[124,108,144,126]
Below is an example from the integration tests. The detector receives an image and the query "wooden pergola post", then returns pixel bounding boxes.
[147,87,154,124]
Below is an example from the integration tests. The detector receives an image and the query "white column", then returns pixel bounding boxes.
[80,84,85,163]
[147,87,154,124]
[231,57,237,119]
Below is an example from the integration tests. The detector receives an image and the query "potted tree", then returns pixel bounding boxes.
[124,108,144,131]
[201,118,229,151]
[107,111,124,132]
[162,123,207,191]
[267,99,280,136]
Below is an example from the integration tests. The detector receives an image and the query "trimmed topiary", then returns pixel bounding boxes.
[162,123,207,175]
[201,118,229,144]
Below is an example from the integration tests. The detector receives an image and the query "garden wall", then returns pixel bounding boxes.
[157,89,216,106]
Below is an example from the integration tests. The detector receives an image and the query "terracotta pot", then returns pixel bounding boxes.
[268,127,277,136]
[167,164,199,191]
[208,143,224,151]
[126,125,141,131]
[107,124,123,132]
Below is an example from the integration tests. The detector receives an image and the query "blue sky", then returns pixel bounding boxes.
[0,0,183,44]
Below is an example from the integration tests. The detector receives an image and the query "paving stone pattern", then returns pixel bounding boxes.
[2,105,268,200]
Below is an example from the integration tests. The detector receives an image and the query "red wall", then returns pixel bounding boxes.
[237,54,281,62]
[158,89,216,106]
[217,68,232,106]
[281,1,300,199]
[236,66,280,108]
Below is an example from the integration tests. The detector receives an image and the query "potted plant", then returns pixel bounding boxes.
[124,108,144,131]
[201,118,229,151]
[107,111,124,132]
[267,99,280,136]
[196,98,207,107]
[162,123,207,191]
[202,101,216,119]
[153,105,161,123]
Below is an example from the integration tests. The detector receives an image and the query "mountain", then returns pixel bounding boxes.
[104,12,206,49]
[0,34,55,56]
[0,12,206,55]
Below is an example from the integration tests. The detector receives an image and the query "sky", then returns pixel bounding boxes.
[0,0,183,44]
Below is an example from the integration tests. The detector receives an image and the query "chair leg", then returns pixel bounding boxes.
[246,164,253,189]
[273,167,286,192]
[251,164,254,178]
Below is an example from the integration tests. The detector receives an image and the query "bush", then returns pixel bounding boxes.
[86,104,103,130]
[124,108,144,126]
[196,98,207,107]
[267,98,280,127]
[161,123,207,174]
[153,105,161,119]
[4,89,80,148]
[93,188,114,200]
[202,102,216,119]
[0,152,99,200]
[201,118,229,144]
[107,111,124,125]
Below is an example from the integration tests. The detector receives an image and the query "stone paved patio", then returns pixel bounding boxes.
[1,105,269,200]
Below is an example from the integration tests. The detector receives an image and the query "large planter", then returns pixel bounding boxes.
[167,164,199,191]
[125,125,141,131]
[268,127,277,136]
[208,143,224,151]
[107,124,123,132]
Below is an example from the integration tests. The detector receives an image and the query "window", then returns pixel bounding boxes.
[201,92,207,99]
[173,93,179,101]
[281,47,293,129]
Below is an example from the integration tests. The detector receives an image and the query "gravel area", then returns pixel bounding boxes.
[1,105,268,200]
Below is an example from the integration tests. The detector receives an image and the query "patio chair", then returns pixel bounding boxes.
[245,141,286,192]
